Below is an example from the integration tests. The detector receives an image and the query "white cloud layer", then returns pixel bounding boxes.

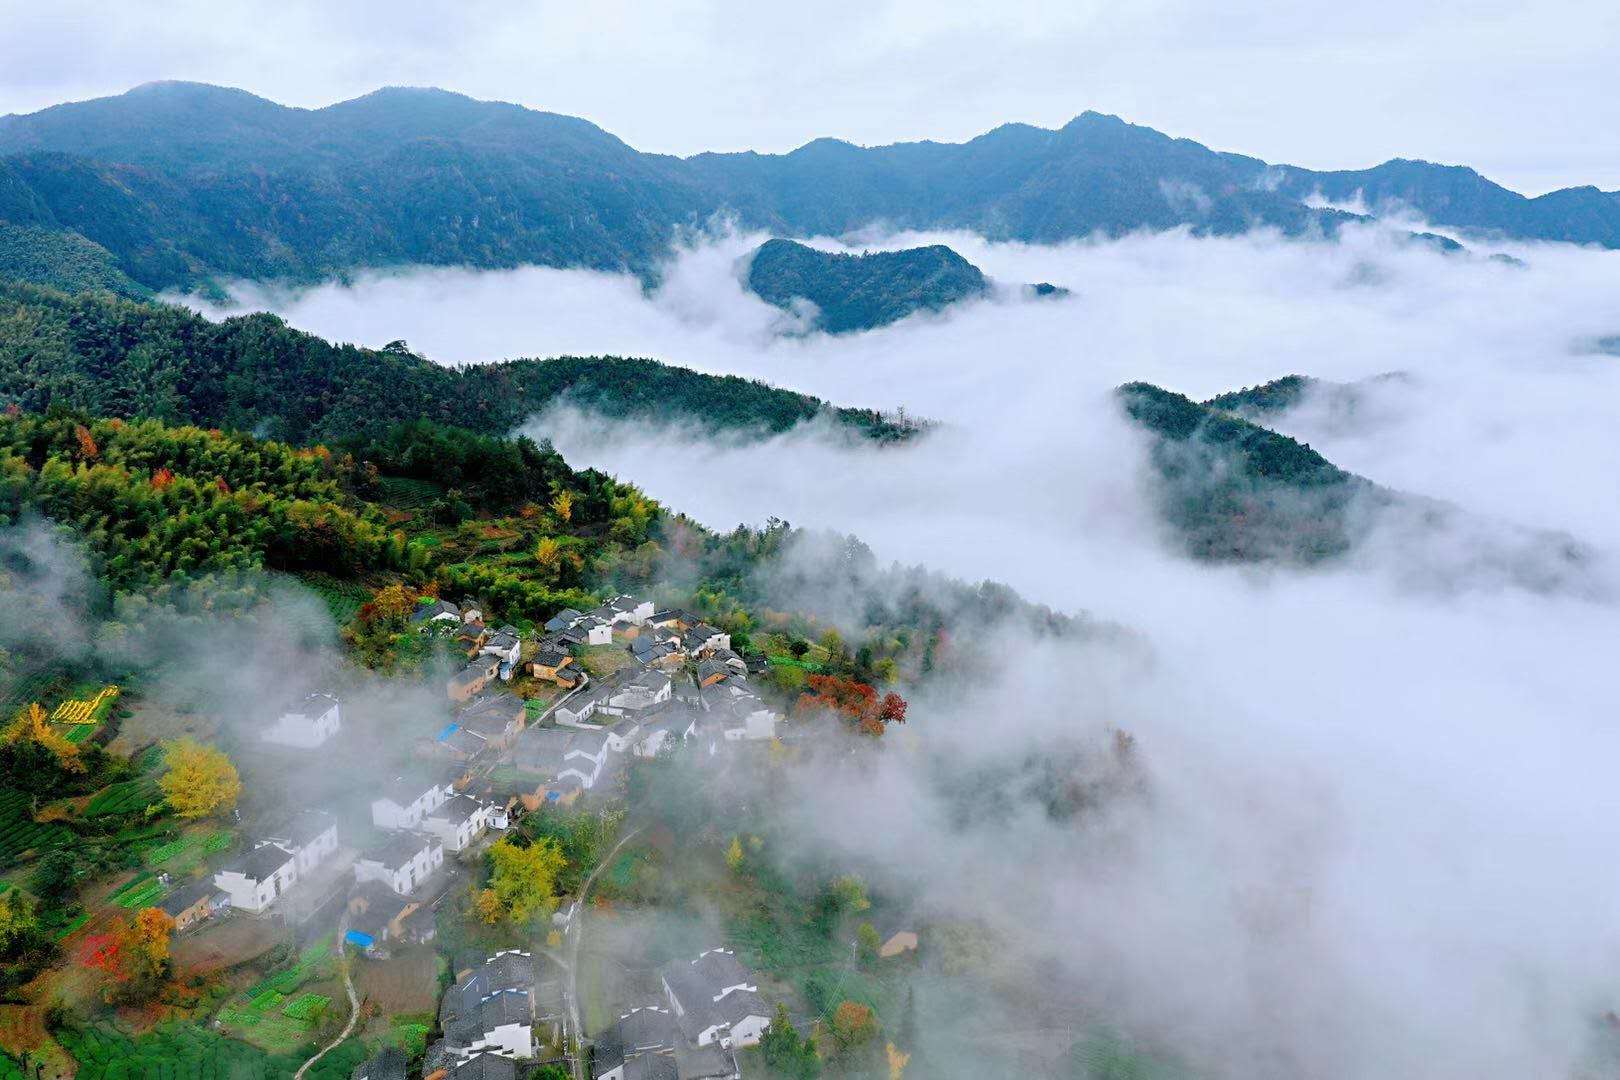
[191,226,1620,1077]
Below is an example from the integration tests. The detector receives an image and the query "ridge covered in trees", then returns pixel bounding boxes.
[0,82,1602,295]
[0,282,918,444]
[746,239,989,333]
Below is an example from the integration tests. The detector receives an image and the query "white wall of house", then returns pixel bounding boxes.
[586,622,613,645]
[213,853,296,914]
[728,1013,770,1048]
[424,801,491,852]
[291,823,339,874]
[370,784,447,830]
[263,700,342,749]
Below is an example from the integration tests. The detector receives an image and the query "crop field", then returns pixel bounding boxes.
[109,872,168,909]
[85,777,162,818]
[145,828,232,870]
[52,1021,369,1080]
[298,572,371,625]
[377,475,443,509]
[0,788,71,867]
[0,662,72,720]
[216,936,339,1049]
[50,684,120,744]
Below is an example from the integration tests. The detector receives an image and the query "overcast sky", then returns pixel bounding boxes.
[2,0,1617,194]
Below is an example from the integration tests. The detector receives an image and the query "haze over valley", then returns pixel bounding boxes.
[1,13,1618,1080]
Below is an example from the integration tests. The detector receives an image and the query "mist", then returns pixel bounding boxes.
[187,224,1620,1077]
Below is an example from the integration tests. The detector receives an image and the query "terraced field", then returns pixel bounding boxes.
[0,788,71,867]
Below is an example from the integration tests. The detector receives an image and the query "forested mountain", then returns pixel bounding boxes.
[0,282,917,443]
[746,239,989,333]
[1117,381,1599,593]
[2,82,1614,294]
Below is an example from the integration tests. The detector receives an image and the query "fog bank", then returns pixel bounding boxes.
[191,226,1620,1077]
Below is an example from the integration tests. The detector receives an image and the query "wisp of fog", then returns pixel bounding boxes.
[188,224,1620,1078]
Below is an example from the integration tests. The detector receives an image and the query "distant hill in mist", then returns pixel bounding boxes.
[1,81,1615,293]
[1118,380,1601,594]
[0,281,917,444]
[746,239,990,333]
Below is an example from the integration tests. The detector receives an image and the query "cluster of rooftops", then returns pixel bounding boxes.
[348,945,767,1080]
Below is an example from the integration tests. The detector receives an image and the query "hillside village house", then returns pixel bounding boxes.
[510,725,614,792]
[634,711,698,759]
[529,639,578,686]
[213,842,298,913]
[355,833,445,896]
[423,792,497,852]
[258,809,340,876]
[682,624,730,656]
[457,691,527,747]
[447,1052,516,1080]
[449,654,500,702]
[262,691,342,749]
[158,880,224,931]
[660,948,772,1050]
[372,774,452,830]
[599,670,673,717]
[411,598,463,630]
[593,1003,742,1080]
[345,880,435,955]
[698,682,779,742]
[436,950,547,1061]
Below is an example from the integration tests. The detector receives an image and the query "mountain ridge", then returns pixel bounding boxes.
[1,82,1615,294]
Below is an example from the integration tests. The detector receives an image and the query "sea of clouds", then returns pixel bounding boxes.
[186,223,1620,1078]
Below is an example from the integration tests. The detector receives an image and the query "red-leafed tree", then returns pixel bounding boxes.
[797,675,909,737]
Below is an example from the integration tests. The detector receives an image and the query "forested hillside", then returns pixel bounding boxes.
[2,82,1612,295]
[746,239,989,333]
[0,282,916,443]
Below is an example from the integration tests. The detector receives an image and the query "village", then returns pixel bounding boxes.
[125,593,868,1080]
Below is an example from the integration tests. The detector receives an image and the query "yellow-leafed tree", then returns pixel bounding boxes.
[481,837,566,925]
[6,703,84,773]
[158,738,242,818]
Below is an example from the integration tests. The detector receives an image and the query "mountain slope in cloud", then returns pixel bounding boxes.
[1,82,1610,293]
[746,238,991,333]
[1119,381,1602,594]
[0,281,916,443]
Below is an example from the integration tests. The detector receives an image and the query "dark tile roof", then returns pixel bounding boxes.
[158,879,214,916]
[259,808,335,848]
[224,843,295,882]
[661,950,767,1040]
[624,1054,679,1080]
[449,1053,517,1080]
[360,833,433,871]
[352,1047,408,1080]
[431,792,487,827]
[672,1040,738,1079]
[594,1007,678,1076]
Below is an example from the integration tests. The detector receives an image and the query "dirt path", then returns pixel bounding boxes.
[295,920,360,1080]
[563,823,644,1080]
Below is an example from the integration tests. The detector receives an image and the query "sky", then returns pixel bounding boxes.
[3,0,1618,193]
[182,222,1620,1076]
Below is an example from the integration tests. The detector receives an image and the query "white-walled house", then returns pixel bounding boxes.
[423,792,495,852]
[634,712,698,759]
[258,809,340,876]
[606,595,655,626]
[580,616,614,646]
[263,692,342,749]
[682,624,730,657]
[355,833,444,896]
[479,628,522,667]
[214,843,298,913]
[439,950,540,1060]
[599,670,673,718]
[660,949,772,1049]
[372,775,451,830]
[700,683,779,742]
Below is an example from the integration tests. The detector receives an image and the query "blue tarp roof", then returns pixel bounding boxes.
[436,723,459,742]
[344,930,375,948]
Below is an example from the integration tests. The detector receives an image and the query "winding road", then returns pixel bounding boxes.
[561,822,645,1080]
[295,919,361,1080]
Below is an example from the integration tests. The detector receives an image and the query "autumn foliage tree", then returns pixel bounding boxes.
[82,907,174,1002]
[796,676,909,736]
[158,738,241,818]
[474,836,566,926]
[830,1000,878,1051]
[5,703,85,774]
